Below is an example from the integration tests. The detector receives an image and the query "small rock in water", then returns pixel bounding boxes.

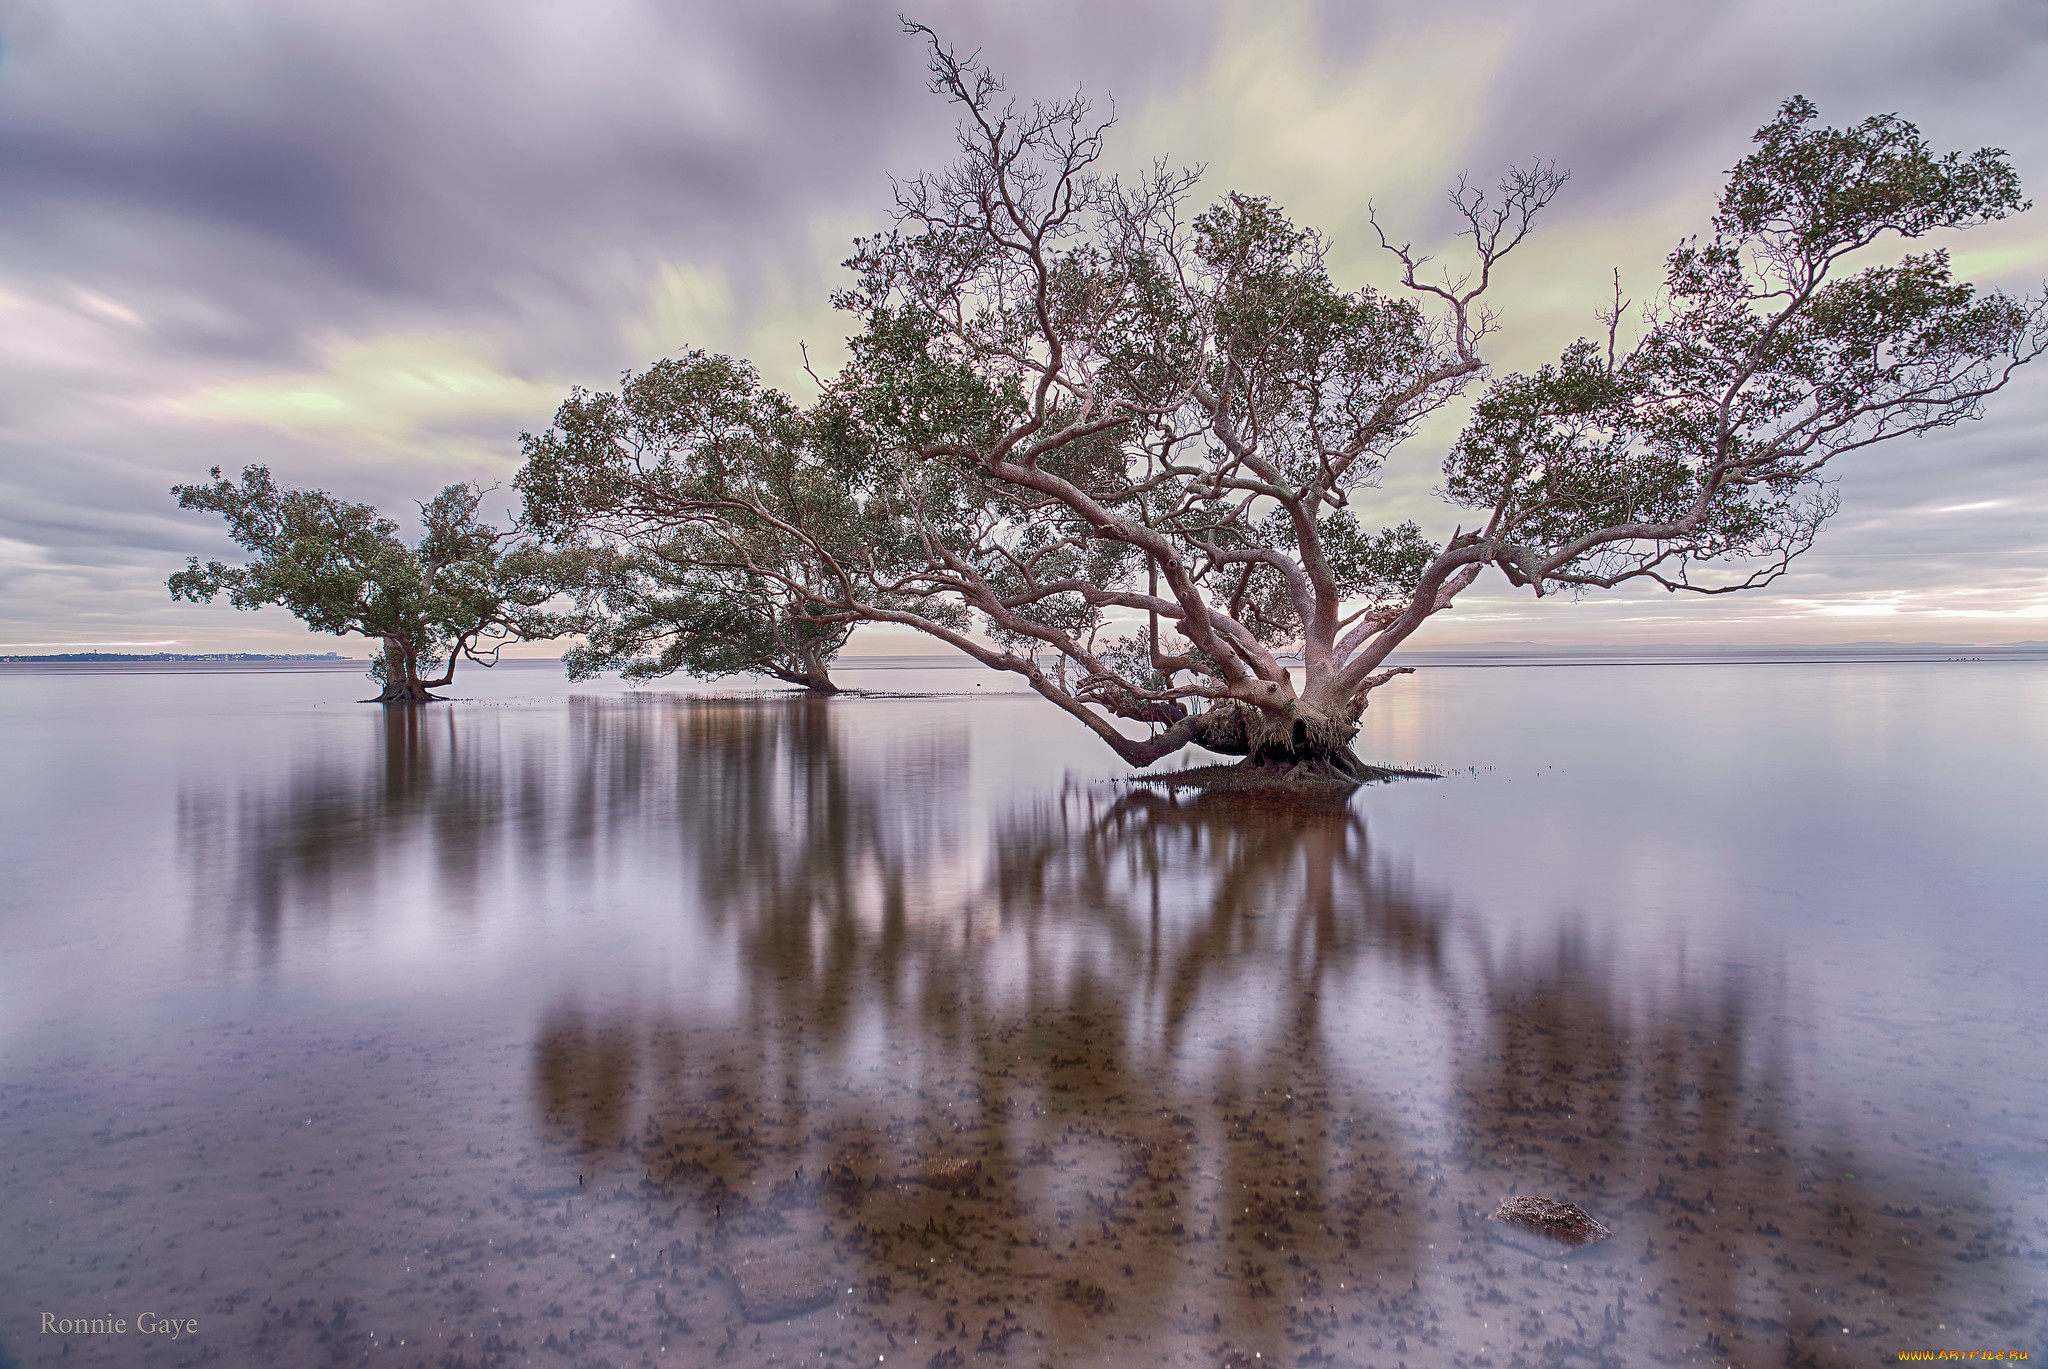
[731,1251,837,1322]
[1487,1195,1611,1255]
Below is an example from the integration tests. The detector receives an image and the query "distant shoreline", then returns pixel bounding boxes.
[0,651,353,663]
[0,655,376,675]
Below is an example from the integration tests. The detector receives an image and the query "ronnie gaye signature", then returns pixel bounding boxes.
[41,1311,199,1339]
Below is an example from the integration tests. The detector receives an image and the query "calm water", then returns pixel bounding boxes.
[2,658,2044,1367]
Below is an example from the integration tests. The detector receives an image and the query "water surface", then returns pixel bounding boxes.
[3,658,2044,1366]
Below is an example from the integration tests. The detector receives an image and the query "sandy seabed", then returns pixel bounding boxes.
[8,975,2040,1369]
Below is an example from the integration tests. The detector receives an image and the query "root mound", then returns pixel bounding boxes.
[1128,758,1439,797]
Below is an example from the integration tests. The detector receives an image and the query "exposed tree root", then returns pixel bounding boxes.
[371,686,449,704]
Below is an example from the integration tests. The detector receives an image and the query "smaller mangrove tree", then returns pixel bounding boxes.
[169,465,589,702]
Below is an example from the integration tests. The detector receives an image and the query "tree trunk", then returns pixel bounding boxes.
[375,636,445,704]
[1180,697,1373,784]
[795,643,839,695]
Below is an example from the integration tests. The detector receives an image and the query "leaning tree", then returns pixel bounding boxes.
[170,465,590,701]
[522,30,2044,786]
[564,538,854,693]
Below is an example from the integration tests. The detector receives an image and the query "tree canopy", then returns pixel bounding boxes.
[170,465,589,701]
[519,29,2045,784]
[519,354,906,693]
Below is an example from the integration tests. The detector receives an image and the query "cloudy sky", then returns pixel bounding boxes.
[3,0,2045,655]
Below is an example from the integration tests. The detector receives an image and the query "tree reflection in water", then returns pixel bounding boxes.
[525,701,2016,1365]
[1446,934,2003,1362]
[179,705,519,960]
[178,697,2028,1364]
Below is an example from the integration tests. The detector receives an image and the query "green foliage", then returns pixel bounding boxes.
[517,351,803,534]
[1446,98,2044,595]
[519,352,942,689]
[1717,96,2026,249]
[1194,194,1438,483]
[169,465,588,696]
[561,539,855,690]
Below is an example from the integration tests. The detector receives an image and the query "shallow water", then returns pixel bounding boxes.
[2,658,2045,1367]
